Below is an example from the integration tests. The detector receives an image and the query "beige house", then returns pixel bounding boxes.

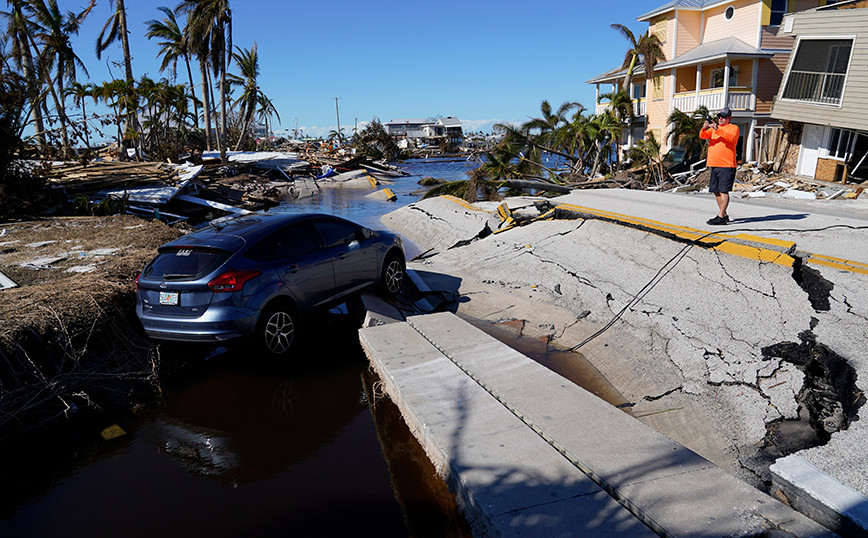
[771,1,868,182]
[587,0,837,162]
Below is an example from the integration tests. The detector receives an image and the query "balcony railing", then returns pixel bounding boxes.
[671,87,753,113]
[781,71,845,105]
[595,99,646,118]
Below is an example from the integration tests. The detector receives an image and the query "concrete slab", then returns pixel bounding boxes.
[771,455,868,537]
[359,321,656,537]
[384,312,834,537]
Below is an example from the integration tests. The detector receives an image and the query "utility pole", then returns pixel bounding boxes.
[294,117,299,139]
[334,97,342,144]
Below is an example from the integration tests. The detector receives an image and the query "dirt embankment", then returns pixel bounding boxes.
[0,215,186,437]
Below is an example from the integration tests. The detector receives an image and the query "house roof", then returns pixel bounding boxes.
[637,0,732,22]
[656,36,773,69]
[586,37,772,85]
[386,119,428,125]
[586,64,643,85]
[438,117,462,127]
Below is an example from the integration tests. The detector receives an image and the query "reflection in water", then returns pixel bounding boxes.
[0,315,411,537]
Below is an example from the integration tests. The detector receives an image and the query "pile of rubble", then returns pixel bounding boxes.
[732,164,864,200]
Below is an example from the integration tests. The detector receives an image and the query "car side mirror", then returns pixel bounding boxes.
[347,239,360,250]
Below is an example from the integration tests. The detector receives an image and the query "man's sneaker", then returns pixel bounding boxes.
[706,215,729,225]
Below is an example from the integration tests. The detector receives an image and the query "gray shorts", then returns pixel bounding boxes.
[709,167,735,193]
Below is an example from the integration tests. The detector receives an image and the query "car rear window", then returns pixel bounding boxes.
[144,247,231,281]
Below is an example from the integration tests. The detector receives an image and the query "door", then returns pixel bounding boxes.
[258,223,335,309]
[798,124,824,178]
[311,218,379,296]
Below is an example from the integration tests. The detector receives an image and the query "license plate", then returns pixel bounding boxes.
[159,291,179,306]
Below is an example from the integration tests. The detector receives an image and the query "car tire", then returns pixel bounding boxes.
[381,253,405,295]
[257,305,296,358]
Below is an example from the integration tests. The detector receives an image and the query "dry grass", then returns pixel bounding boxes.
[0,215,187,436]
[0,215,185,341]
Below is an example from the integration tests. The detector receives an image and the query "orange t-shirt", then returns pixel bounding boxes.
[700,123,739,168]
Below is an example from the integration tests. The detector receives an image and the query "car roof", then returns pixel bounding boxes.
[158,213,356,252]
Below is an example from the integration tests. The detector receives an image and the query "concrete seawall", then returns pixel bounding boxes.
[360,311,832,536]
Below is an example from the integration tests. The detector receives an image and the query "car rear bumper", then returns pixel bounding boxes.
[137,305,258,343]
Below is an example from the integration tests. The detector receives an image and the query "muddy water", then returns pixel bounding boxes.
[459,316,634,412]
[0,159,625,536]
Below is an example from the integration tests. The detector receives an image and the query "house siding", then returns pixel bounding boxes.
[760,26,795,49]
[772,9,868,130]
[704,0,762,44]
[756,53,790,114]
[676,10,702,56]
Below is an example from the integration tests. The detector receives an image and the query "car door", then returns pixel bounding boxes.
[258,222,335,309]
[311,217,378,297]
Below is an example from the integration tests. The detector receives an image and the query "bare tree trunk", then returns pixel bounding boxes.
[184,55,199,129]
[199,60,212,150]
[52,66,71,159]
[219,49,228,164]
[207,69,222,157]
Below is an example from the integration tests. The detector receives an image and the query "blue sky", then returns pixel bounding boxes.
[65,0,660,139]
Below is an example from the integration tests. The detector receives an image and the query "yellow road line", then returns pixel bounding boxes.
[805,253,868,269]
[440,195,489,212]
[805,257,868,275]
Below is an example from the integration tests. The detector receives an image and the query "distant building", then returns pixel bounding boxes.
[770,1,868,182]
[385,117,464,148]
[251,122,268,138]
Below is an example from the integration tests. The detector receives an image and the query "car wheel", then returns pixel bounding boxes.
[258,305,296,358]
[381,254,405,295]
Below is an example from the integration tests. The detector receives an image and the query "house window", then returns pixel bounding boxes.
[828,128,855,160]
[632,84,646,100]
[711,65,738,88]
[769,0,787,26]
[782,39,852,105]
[654,18,667,43]
[652,75,664,100]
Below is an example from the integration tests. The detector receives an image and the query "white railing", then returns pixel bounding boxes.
[671,88,753,113]
[595,99,646,118]
[782,71,845,105]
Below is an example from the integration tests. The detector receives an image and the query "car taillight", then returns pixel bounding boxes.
[135,273,141,289]
[208,269,261,293]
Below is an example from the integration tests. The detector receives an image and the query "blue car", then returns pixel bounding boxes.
[136,213,405,358]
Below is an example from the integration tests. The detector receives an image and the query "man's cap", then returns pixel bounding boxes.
[717,107,732,118]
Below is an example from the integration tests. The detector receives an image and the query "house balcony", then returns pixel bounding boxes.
[595,98,646,118]
[671,87,754,114]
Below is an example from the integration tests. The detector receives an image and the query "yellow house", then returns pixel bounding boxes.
[587,0,838,162]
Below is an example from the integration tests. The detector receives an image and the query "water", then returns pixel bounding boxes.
[0,159,479,537]
[0,157,621,537]
[274,157,480,231]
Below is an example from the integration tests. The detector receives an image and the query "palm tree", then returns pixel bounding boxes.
[255,92,279,150]
[95,0,132,82]
[177,0,232,163]
[611,23,665,93]
[589,112,622,176]
[2,0,45,150]
[227,43,259,150]
[667,106,709,160]
[64,81,95,149]
[631,131,665,185]
[599,89,634,164]
[145,6,199,129]
[26,0,95,157]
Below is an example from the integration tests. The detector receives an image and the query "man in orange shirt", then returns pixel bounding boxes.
[699,107,739,225]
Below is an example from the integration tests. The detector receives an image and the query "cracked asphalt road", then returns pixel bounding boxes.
[383,190,868,495]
